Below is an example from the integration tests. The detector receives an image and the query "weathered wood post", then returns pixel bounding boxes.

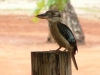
[31,51,72,75]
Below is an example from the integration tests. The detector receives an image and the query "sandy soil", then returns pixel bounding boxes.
[0,15,100,75]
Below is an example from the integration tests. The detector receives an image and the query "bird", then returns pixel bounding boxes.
[36,10,78,70]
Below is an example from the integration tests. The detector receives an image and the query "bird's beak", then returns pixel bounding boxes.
[36,13,47,19]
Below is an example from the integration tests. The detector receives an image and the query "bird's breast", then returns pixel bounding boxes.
[49,24,70,48]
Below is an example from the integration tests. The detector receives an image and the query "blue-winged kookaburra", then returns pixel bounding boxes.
[36,10,78,70]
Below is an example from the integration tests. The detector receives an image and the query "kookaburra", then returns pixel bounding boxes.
[36,10,78,70]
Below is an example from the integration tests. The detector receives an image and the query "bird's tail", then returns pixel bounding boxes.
[71,53,78,70]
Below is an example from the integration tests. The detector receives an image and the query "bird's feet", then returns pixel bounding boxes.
[50,47,61,52]
[56,47,61,51]
[64,49,67,51]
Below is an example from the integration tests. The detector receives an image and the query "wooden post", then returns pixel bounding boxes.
[31,51,72,75]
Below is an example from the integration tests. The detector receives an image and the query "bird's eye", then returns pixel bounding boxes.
[47,12,55,18]
[46,10,61,18]
[47,12,52,16]
[48,13,52,16]
[51,12,55,16]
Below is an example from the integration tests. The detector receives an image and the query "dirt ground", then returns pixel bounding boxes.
[0,15,100,75]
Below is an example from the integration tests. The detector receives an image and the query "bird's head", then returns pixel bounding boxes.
[36,10,61,22]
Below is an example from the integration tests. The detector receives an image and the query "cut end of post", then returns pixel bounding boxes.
[31,50,72,75]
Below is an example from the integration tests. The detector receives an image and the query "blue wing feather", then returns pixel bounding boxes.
[57,22,78,54]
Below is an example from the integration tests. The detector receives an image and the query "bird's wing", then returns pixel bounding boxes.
[57,22,78,53]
